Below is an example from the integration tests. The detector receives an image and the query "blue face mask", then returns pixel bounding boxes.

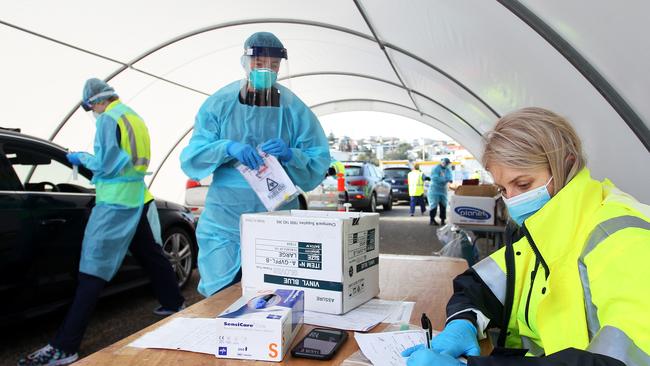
[503,176,553,226]
[249,68,277,89]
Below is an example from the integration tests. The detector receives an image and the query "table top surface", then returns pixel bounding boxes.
[75,254,469,366]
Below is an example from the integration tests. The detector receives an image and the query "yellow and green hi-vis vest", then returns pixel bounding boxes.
[96,100,153,207]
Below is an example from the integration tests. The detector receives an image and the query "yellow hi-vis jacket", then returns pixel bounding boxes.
[98,100,153,206]
[332,160,346,176]
[447,168,650,365]
[408,169,424,196]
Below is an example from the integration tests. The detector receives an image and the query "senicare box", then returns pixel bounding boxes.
[240,210,380,314]
[215,289,304,362]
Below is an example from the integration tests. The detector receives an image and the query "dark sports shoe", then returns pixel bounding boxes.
[17,344,79,366]
[153,302,186,316]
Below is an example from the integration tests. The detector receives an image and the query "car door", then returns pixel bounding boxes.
[4,141,95,311]
[375,166,391,203]
[0,146,38,323]
[370,165,389,203]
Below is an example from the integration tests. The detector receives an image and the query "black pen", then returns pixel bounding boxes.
[420,313,431,349]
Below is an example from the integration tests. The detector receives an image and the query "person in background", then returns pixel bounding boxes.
[408,163,426,216]
[180,32,330,297]
[331,158,346,177]
[428,158,452,225]
[18,78,184,366]
[403,107,650,365]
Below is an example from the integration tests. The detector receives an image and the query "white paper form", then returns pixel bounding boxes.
[128,317,219,354]
[304,299,402,331]
[354,330,427,366]
[384,301,415,324]
[236,152,298,211]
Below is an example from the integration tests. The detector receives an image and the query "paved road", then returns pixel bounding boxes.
[0,203,445,365]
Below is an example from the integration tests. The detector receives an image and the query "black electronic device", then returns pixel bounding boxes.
[291,328,348,360]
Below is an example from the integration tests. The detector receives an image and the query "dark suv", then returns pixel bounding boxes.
[382,166,411,201]
[0,129,197,325]
[344,162,392,212]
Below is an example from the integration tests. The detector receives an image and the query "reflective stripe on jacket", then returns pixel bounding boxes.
[448,168,650,366]
[408,170,424,196]
[98,100,153,206]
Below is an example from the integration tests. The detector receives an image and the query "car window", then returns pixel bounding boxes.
[0,151,23,191]
[370,165,379,178]
[384,169,409,178]
[345,166,362,176]
[5,144,94,191]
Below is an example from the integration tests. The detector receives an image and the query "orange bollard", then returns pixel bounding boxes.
[337,172,346,211]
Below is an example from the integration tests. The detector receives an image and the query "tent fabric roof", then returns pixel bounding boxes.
[1,0,648,203]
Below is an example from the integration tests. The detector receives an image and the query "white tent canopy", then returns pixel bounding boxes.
[1,0,648,203]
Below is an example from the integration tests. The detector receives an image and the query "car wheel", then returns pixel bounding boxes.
[365,193,377,212]
[162,227,194,289]
[383,194,393,211]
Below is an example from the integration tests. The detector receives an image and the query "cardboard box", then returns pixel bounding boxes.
[215,289,304,362]
[450,185,501,225]
[241,210,380,314]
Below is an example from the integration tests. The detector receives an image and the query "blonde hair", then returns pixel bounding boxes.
[482,107,585,195]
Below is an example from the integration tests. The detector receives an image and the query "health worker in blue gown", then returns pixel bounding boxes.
[18,79,184,366]
[180,32,330,297]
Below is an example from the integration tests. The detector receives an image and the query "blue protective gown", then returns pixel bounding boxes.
[428,164,453,207]
[180,81,330,296]
[77,110,150,281]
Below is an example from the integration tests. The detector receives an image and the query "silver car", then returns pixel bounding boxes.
[185,175,309,218]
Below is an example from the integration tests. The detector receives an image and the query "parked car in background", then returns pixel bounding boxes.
[185,175,309,217]
[344,162,392,212]
[382,166,410,201]
[306,166,347,211]
[0,129,197,326]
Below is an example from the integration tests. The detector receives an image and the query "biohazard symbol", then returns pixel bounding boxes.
[266,178,279,191]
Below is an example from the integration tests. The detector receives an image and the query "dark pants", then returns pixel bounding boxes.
[409,195,426,214]
[51,202,185,354]
[430,202,447,224]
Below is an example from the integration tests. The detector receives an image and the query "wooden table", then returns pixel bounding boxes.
[75,254,469,365]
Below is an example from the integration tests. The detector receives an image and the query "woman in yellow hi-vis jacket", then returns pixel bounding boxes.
[403,107,650,366]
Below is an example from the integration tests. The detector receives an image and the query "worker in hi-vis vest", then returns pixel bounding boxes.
[402,107,650,366]
[408,163,426,216]
[19,79,184,366]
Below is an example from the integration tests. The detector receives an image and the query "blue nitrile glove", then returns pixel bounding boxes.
[260,138,293,162]
[226,141,264,170]
[430,319,480,358]
[66,152,84,166]
[401,345,464,366]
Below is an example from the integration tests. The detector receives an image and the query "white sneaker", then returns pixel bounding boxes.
[17,344,79,366]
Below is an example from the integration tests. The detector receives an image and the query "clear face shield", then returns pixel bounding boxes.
[240,46,290,107]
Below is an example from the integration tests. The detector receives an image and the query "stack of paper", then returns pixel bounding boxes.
[304,299,414,331]
[129,317,218,354]
[354,330,427,366]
